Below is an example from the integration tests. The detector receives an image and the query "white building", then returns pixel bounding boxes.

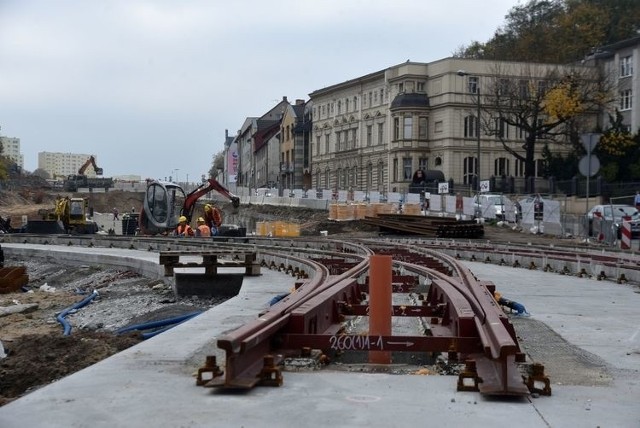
[38,152,102,179]
[0,136,24,170]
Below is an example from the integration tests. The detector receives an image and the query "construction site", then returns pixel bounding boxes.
[0,181,638,427]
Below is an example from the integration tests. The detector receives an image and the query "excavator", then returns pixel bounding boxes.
[139,178,240,236]
[64,156,113,192]
[29,196,98,234]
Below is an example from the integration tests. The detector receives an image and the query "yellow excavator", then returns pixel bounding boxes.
[31,196,98,234]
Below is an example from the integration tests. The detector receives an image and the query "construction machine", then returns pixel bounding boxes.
[64,155,113,192]
[139,178,240,236]
[29,196,98,234]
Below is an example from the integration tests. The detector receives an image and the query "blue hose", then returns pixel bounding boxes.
[56,290,100,336]
[116,311,202,338]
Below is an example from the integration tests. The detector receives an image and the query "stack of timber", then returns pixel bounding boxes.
[362,214,484,239]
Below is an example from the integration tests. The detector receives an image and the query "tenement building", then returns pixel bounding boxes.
[308,58,596,196]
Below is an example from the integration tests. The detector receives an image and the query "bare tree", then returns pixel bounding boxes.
[476,63,612,185]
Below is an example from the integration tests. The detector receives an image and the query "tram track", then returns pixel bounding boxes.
[2,233,639,397]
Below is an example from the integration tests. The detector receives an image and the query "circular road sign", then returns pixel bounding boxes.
[579,155,600,177]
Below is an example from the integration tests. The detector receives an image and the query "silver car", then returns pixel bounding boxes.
[588,204,640,238]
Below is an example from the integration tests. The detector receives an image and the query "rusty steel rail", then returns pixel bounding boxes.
[195,242,539,396]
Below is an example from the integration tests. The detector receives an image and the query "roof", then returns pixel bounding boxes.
[390,92,430,110]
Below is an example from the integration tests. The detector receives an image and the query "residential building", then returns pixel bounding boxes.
[0,136,24,170]
[38,152,101,180]
[585,35,639,133]
[280,99,312,190]
[309,58,595,195]
[234,97,290,192]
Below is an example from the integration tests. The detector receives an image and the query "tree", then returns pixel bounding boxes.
[208,151,224,178]
[596,110,640,181]
[480,63,612,189]
[455,0,640,63]
[32,168,51,180]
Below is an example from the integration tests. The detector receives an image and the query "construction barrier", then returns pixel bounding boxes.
[255,221,300,237]
[621,220,632,250]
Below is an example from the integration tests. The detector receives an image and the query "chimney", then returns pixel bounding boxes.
[295,99,304,105]
[282,96,288,103]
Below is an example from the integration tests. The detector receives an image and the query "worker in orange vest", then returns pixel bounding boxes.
[195,217,211,237]
[174,216,194,237]
[204,203,222,236]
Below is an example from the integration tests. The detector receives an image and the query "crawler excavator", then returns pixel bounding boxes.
[139,178,241,236]
[63,155,113,192]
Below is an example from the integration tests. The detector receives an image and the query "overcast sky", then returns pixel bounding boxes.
[0,0,520,183]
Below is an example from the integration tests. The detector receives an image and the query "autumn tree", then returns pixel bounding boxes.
[596,110,640,181]
[455,0,640,63]
[477,63,611,190]
[208,151,225,178]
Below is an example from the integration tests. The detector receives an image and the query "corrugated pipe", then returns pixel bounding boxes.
[116,311,202,339]
[56,290,100,336]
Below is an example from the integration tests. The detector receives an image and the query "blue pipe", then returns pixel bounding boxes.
[56,290,99,336]
[116,311,202,337]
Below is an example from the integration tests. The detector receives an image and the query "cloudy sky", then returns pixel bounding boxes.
[0,0,520,183]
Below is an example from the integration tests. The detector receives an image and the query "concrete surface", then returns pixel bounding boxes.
[0,244,639,427]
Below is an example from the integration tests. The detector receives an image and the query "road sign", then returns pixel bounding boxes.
[479,180,490,193]
[579,155,600,177]
[581,133,600,153]
[438,182,449,194]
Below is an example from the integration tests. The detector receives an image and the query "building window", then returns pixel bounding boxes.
[393,158,398,182]
[398,83,404,93]
[336,132,342,152]
[353,96,358,110]
[495,118,508,138]
[378,123,384,144]
[514,159,525,177]
[418,158,428,171]
[464,115,478,138]
[535,159,545,177]
[325,134,330,153]
[394,117,400,140]
[369,92,372,106]
[620,56,633,77]
[316,136,320,155]
[519,79,529,99]
[345,98,349,112]
[621,90,633,110]
[367,163,373,189]
[403,116,413,139]
[403,158,412,180]
[337,101,342,114]
[366,125,372,146]
[494,158,509,176]
[380,88,384,102]
[417,82,425,92]
[463,156,477,185]
[418,117,428,139]
[434,121,443,133]
[467,76,479,94]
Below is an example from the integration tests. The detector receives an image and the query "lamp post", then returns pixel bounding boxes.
[457,70,481,212]
[172,168,179,184]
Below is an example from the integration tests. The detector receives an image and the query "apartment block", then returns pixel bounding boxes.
[0,136,24,170]
[38,152,101,179]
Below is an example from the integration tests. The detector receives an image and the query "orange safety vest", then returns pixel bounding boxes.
[197,224,211,237]
[176,224,194,237]
[204,205,223,228]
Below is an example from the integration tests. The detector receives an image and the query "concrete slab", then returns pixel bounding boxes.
[0,246,638,427]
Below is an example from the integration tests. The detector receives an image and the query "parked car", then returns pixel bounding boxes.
[587,204,640,238]
[473,193,518,221]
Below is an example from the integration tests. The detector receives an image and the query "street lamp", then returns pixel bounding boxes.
[457,70,482,206]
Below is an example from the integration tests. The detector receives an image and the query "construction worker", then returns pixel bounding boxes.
[204,203,222,236]
[494,291,530,316]
[195,217,211,237]
[174,216,194,237]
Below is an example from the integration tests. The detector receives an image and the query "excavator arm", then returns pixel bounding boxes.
[181,178,240,222]
[78,156,103,176]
